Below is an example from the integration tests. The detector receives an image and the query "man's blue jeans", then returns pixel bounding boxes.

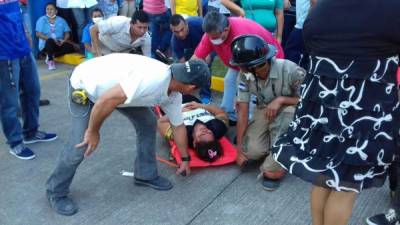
[46,86,159,198]
[221,68,239,121]
[72,5,98,42]
[147,10,172,58]
[0,53,40,148]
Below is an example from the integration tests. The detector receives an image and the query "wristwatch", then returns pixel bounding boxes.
[181,156,191,162]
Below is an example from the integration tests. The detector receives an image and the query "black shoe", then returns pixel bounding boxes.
[47,194,78,216]
[366,209,400,225]
[262,177,281,191]
[134,176,173,191]
[39,99,50,106]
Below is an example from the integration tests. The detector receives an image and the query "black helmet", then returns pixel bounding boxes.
[230,35,276,68]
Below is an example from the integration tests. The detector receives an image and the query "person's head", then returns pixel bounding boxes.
[192,122,222,162]
[170,60,211,94]
[130,10,150,37]
[230,35,276,79]
[170,14,189,40]
[45,3,57,19]
[91,8,104,24]
[202,11,230,45]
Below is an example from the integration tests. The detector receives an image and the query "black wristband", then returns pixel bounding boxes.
[181,156,191,161]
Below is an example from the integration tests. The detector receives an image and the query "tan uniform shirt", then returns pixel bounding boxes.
[237,58,306,108]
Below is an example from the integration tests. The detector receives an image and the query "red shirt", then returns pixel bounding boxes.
[194,17,284,70]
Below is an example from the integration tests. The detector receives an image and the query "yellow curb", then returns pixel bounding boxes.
[211,76,224,92]
[55,53,85,65]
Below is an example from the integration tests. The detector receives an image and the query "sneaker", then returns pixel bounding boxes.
[48,61,56,70]
[23,131,58,144]
[134,176,173,191]
[366,209,400,225]
[9,144,35,160]
[201,96,212,105]
[39,99,51,106]
[47,194,78,216]
[262,176,281,191]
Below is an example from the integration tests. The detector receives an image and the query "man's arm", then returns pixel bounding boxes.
[184,101,228,124]
[171,123,191,175]
[310,0,317,7]
[275,8,284,44]
[236,101,249,165]
[76,84,127,156]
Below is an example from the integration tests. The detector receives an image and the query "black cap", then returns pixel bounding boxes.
[170,60,211,88]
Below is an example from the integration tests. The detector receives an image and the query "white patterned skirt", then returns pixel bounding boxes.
[272,55,400,192]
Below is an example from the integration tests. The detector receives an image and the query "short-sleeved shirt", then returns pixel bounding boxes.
[241,0,283,32]
[194,17,284,70]
[303,0,400,59]
[0,0,30,60]
[70,53,183,126]
[171,16,204,60]
[237,58,305,105]
[182,107,227,148]
[97,16,151,57]
[175,0,199,16]
[35,15,71,51]
[143,0,167,14]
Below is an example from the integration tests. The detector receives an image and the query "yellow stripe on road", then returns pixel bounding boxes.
[40,70,71,81]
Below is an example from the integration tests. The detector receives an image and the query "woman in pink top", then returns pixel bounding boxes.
[193,11,284,125]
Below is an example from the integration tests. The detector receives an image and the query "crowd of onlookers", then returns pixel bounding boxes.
[4,0,400,224]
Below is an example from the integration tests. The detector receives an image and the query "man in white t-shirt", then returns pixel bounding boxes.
[90,10,151,57]
[46,53,210,216]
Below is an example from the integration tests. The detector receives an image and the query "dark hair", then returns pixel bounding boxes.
[91,8,104,17]
[170,14,186,26]
[131,10,150,24]
[203,11,229,33]
[45,2,56,9]
[195,140,223,162]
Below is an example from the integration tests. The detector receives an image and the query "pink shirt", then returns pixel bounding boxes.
[143,0,167,14]
[194,17,284,70]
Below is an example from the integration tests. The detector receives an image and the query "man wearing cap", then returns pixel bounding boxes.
[46,53,210,216]
[230,35,306,191]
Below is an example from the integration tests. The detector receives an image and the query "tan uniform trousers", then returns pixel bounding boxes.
[241,106,294,174]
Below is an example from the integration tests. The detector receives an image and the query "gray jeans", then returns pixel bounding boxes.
[46,85,158,198]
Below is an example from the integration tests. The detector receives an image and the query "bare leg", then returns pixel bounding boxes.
[311,185,331,225]
[323,190,357,225]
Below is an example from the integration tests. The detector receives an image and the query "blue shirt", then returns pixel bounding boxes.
[82,22,93,58]
[35,15,71,51]
[171,16,204,60]
[0,0,30,60]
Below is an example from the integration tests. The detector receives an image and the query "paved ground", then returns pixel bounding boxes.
[0,60,391,225]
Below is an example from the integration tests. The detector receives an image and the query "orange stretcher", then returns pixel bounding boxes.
[155,106,237,168]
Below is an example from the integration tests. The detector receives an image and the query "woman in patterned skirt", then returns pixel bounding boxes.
[271,1,400,225]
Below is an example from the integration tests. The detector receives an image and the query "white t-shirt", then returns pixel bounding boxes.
[70,53,183,126]
[97,16,151,57]
[182,107,214,126]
